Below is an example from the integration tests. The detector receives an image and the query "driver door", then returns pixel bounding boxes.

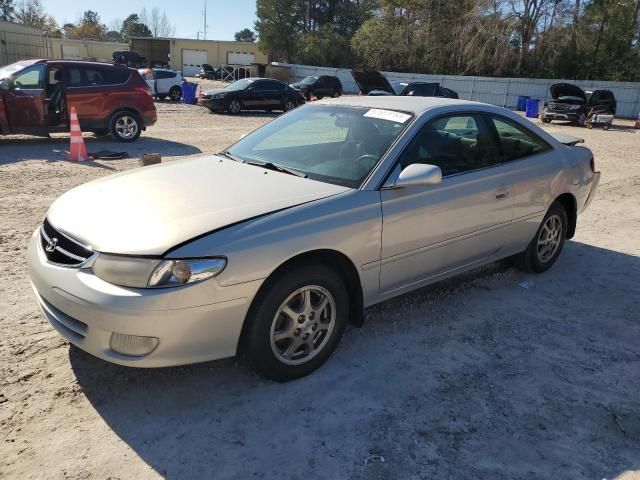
[379,114,514,294]
[4,63,47,132]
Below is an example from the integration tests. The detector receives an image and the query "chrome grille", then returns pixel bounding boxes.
[40,219,94,267]
[547,102,571,112]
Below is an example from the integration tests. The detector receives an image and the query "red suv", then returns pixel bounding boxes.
[0,59,157,142]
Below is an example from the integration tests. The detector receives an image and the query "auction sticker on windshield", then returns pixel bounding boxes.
[364,109,411,123]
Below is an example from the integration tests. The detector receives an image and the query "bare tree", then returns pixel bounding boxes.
[141,7,175,37]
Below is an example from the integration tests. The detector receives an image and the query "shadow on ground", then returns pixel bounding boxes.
[0,135,202,166]
[70,242,640,480]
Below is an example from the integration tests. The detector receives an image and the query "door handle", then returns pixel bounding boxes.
[495,187,511,200]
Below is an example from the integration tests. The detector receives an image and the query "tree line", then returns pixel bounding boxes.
[255,0,640,81]
[0,0,175,42]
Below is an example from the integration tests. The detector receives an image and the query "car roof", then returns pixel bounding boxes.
[314,95,481,115]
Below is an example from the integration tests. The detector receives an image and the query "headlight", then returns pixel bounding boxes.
[148,258,226,288]
[92,254,226,288]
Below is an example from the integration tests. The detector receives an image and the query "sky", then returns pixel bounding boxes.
[43,0,257,40]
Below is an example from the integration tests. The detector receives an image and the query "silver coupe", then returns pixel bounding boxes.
[27,97,600,381]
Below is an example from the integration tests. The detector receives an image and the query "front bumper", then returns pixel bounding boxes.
[541,110,579,121]
[27,229,262,367]
[202,98,226,111]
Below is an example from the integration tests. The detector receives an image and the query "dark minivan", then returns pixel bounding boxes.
[0,59,156,142]
[541,83,616,125]
[201,78,305,114]
[289,75,343,100]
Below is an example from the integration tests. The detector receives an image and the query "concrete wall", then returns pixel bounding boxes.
[169,39,268,70]
[0,20,49,66]
[278,63,640,119]
[48,38,128,63]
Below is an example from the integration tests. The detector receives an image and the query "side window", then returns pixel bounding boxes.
[156,71,176,80]
[251,81,267,92]
[67,67,83,86]
[489,116,551,162]
[397,115,498,177]
[263,80,285,91]
[13,64,46,89]
[67,67,130,87]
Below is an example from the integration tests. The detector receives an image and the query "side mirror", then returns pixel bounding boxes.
[393,163,442,188]
[0,79,9,91]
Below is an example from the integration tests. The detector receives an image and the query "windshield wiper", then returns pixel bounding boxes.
[244,160,308,178]
[218,151,242,162]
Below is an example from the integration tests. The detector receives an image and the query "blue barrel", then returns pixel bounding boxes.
[182,82,197,104]
[517,95,530,111]
[525,98,540,118]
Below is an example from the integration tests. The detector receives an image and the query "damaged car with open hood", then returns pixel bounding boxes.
[351,68,458,98]
[541,83,616,126]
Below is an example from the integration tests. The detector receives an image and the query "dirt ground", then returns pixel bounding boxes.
[1,89,639,479]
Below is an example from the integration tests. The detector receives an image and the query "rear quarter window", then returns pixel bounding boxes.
[490,116,551,162]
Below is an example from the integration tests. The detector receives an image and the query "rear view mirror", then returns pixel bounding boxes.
[0,79,9,91]
[393,163,442,188]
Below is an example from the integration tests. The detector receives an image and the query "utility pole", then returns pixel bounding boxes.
[203,0,207,39]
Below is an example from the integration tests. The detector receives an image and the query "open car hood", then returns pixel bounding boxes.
[550,83,586,101]
[351,69,395,95]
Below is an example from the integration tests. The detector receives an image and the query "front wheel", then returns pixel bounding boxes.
[283,100,296,112]
[109,111,141,142]
[577,112,587,126]
[227,99,242,114]
[242,263,348,381]
[514,201,567,273]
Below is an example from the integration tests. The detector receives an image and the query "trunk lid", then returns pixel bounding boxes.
[351,69,395,95]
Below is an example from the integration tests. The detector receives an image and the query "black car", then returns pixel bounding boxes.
[113,51,147,68]
[289,75,343,100]
[201,78,305,114]
[541,83,616,125]
[351,68,459,98]
[197,64,220,80]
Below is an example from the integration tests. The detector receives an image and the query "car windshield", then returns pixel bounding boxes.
[301,76,318,84]
[0,60,33,80]
[226,105,413,188]
[224,79,254,91]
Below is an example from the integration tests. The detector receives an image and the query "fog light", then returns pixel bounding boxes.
[110,333,159,357]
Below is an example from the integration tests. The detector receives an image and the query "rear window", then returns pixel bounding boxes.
[156,71,177,79]
[67,67,131,87]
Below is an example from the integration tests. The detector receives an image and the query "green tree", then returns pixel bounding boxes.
[255,0,300,61]
[121,13,151,39]
[234,28,257,42]
[66,10,106,40]
[0,0,14,21]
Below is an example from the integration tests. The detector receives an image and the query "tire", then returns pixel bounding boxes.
[243,263,349,382]
[577,112,587,126]
[316,93,324,100]
[227,99,242,114]
[542,118,551,123]
[169,86,182,102]
[109,111,142,143]
[283,99,296,112]
[330,89,338,98]
[514,201,568,273]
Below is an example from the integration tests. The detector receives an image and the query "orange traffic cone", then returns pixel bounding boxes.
[634,112,640,129]
[68,106,90,162]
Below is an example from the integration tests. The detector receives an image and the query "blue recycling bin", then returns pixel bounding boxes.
[517,95,530,111]
[525,98,540,118]
[182,82,198,104]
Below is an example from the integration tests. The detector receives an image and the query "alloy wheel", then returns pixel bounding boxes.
[537,214,563,263]
[115,115,139,139]
[229,100,241,114]
[284,101,296,111]
[269,285,336,366]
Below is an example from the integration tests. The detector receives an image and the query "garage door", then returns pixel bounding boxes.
[227,52,255,65]
[182,50,208,77]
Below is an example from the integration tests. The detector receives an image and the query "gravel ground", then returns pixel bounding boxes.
[1,93,639,480]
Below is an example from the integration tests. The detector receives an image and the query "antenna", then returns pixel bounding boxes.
[203,1,207,39]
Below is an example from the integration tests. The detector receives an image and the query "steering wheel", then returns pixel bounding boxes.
[356,154,379,173]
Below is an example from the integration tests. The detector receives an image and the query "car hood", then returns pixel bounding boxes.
[351,69,395,95]
[550,83,586,101]
[46,156,349,256]
[203,88,226,96]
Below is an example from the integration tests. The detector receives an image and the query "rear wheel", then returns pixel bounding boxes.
[243,263,348,381]
[169,86,182,101]
[109,111,141,142]
[514,201,567,273]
